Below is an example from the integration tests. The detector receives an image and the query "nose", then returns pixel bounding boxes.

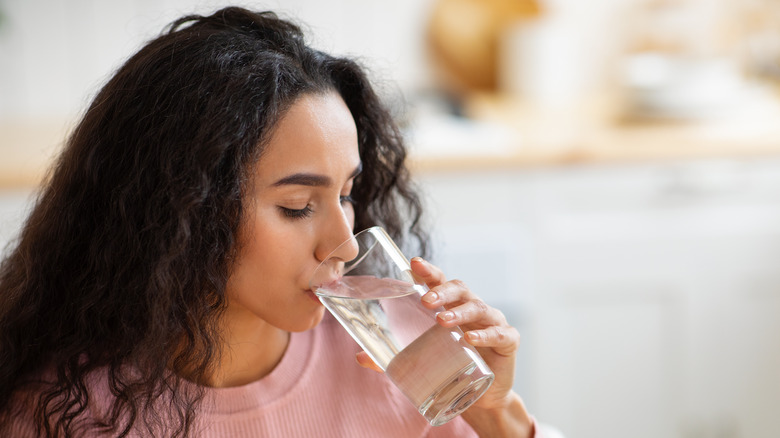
[310,205,359,291]
[314,202,359,264]
[310,234,359,291]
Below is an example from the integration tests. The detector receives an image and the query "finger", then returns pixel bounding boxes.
[421,279,475,309]
[435,299,508,328]
[465,326,521,356]
[410,257,446,289]
[355,351,384,373]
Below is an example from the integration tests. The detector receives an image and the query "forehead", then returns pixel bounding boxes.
[253,92,360,187]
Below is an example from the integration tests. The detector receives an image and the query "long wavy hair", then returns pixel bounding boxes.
[0,7,428,437]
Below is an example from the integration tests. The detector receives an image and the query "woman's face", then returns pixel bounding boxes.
[225,92,361,332]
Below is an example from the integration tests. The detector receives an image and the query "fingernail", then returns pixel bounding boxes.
[421,292,438,303]
[411,257,432,275]
[438,311,455,321]
[466,331,482,342]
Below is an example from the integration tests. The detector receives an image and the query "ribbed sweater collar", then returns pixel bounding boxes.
[199,326,318,414]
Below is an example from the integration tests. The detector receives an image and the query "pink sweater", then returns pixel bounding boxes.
[9,314,483,437]
[191,314,479,437]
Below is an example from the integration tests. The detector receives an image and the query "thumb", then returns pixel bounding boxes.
[355,351,384,373]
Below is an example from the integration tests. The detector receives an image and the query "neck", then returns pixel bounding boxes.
[208,307,290,388]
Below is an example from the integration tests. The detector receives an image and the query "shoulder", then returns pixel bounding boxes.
[1,370,107,436]
[1,366,166,437]
[2,384,39,436]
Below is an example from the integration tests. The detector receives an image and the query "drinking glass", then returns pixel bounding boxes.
[310,226,494,426]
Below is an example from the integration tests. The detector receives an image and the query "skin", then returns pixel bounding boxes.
[212,91,533,437]
[214,91,361,387]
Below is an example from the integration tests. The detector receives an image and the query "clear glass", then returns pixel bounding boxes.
[310,226,494,426]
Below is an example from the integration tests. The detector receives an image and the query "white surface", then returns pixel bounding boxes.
[0,0,436,119]
[418,157,780,438]
[0,189,35,256]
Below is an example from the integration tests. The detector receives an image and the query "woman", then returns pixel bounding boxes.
[0,7,537,437]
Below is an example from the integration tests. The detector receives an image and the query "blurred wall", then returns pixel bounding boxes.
[0,0,436,119]
[0,0,443,187]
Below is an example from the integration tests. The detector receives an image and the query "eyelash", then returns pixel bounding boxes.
[279,196,355,220]
[280,205,313,220]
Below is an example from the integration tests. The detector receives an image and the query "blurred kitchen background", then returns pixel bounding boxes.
[2,0,780,436]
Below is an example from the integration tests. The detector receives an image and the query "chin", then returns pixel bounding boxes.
[289,306,327,333]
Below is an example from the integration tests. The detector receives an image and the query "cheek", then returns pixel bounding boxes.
[227,229,299,304]
[246,211,319,278]
[243,223,299,268]
[232,214,291,281]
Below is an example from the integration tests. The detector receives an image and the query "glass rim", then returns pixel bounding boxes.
[309,226,413,298]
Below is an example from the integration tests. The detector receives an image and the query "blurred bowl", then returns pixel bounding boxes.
[621,53,747,120]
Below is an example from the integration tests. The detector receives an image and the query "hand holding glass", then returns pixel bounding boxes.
[310,227,494,426]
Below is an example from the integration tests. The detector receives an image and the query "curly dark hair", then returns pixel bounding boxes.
[0,7,428,437]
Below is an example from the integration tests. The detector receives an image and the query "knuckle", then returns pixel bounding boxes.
[494,327,506,343]
[450,279,467,290]
[473,299,489,314]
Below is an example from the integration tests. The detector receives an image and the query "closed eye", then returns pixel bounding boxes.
[279,205,313,220]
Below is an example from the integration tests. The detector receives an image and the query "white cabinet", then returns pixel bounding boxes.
[416,157,780,438]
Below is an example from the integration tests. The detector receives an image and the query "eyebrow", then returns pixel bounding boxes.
[271,162,363,188]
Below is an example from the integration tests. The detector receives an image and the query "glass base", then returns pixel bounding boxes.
[418,362,495,427]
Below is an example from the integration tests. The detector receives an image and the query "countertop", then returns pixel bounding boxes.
[408,92,780,173]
